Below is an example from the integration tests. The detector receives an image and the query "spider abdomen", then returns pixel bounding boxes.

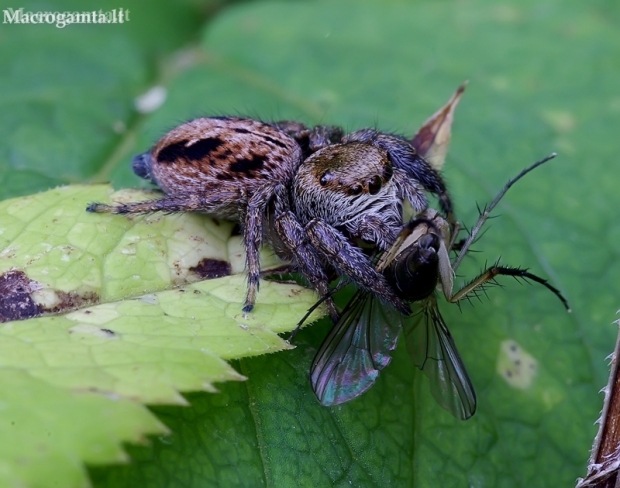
[136,117,303,212]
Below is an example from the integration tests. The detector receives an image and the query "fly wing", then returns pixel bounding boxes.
[403,295,476,419]
[310,291,403,406]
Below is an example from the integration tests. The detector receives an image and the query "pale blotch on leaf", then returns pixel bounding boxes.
[489,76,510,92]
[0,246,18,259]
[31,288,61,308]
[491,4,522,22]
[496,339,538,389]
[540,109,577,133]
[65,305,120,325]
[112,120,126,134]
[136,294,159,305]
[609,97,620,112]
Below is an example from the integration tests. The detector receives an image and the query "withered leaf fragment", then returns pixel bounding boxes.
[411,81,468,170]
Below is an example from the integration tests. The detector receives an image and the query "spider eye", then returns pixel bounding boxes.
[368,175,382,195]
[350,184,363,196]
[319,171,332,186]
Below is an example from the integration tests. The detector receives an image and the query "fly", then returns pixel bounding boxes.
[308,153,570,419]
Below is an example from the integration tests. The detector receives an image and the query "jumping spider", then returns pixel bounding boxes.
[87,116,453,319]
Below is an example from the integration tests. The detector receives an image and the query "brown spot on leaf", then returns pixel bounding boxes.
[189,259,232,279]
[0,270,42,322]
[53,290,98,314]
[0,269,99,323]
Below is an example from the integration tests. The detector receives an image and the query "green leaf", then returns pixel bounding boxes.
[0,184,323,486]
[2,0,619,486]
[0,371,167,488]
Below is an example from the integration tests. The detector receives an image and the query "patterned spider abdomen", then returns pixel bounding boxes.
[133,117,303,219]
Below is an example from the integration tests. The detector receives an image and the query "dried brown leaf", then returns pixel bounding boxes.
[412,82,467,169]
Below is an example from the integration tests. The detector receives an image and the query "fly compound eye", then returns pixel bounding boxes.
[368,175,382,195]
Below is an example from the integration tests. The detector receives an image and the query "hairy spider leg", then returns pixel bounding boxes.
[242,184,276,312]
[304,219,411,315]
[273,211,340,322]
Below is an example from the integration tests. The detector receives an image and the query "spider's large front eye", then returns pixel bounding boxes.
[368,175,382,195]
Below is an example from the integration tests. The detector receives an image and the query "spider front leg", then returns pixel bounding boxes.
[273,211,340,322]
[348,214,400,251]
[304,220,411,315]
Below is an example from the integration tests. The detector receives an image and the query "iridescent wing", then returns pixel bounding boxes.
[403,295,476,419]
[310,290,403,406]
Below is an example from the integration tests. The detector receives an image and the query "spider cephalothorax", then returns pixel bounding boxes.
[87,116,452,319]
[292,142,425,250]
